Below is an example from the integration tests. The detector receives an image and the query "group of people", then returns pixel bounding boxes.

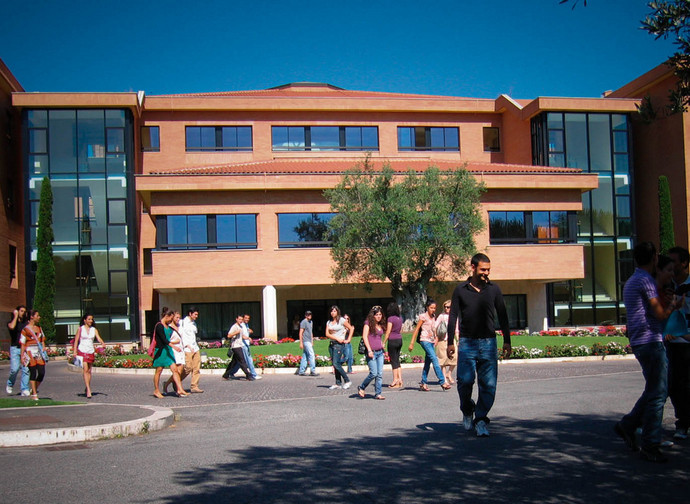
[222,313,262,381]
[151,307,204,398]
[616,242,690,463]
[6,306,48,400]
[294,253,512,437]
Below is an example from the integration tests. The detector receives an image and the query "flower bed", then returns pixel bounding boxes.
[504,341,630,359]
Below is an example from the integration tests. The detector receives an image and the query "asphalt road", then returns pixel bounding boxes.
[0,359,687,504]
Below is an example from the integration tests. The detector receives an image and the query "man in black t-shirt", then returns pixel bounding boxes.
[447,253,511,438]
[6,305,30,396]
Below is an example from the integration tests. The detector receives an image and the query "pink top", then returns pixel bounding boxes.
[419,312,436,343]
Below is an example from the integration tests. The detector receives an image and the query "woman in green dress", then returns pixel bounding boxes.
[152,307,187,398]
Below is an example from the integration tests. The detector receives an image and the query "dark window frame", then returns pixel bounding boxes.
[488,210,576,244]
[141,126,160,152]
[483,127,500,152]
[185,126,253,152]
[156,214,258,250]
[397,126,460,152]
[277,212,335,248]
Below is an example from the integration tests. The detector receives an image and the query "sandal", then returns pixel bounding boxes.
[374,395,386,400]
[358,387,365,398]
[419,383,429,392]
[153,392,164,399]
[441,383,452,391]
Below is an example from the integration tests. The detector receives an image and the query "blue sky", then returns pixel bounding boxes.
[0,0,676,99]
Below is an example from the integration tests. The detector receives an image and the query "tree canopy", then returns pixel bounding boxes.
[324,159,485,321]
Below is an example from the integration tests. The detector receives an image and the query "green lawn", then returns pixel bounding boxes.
[0,398,81,408]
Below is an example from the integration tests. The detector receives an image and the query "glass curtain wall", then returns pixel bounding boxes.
[24,109,137,342]
[532,112,633,326]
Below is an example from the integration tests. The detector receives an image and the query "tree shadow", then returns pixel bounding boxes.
[148,413,689,504]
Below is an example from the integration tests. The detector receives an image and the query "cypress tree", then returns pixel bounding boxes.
[33,177,56,342]
[658,175,675,254]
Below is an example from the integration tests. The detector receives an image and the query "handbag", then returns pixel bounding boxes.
[358,337,367,355]
[147,322,161,358]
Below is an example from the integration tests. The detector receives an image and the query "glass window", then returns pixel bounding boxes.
[108,200,126,224]
[29,129,47,154]
[186,126,252,151]
[49,110,77,173]
[591,177,614,235]
[106,128,125,154]
[161,214,256,250]
[105,110,126,127]
[397,127,459,151]
[588,115,612,172]
[187,215,207,249]
[166,215,187,249]
[143,248,153,275]
[483,127,500,152]
[28,110,47,128]
[564,114,588,170]
[310,127,340,151]
[278,213,334,248]
[216,214,257,249]
[547,113,563,129]
[141,126,160,152]
[490,211,572,244]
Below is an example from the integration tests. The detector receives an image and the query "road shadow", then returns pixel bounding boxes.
[148,413,689,504]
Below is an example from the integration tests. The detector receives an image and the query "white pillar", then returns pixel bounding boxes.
[263,285,278,341]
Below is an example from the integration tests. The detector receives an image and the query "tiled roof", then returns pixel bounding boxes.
[147,159,582,176]
[153,82,475,101]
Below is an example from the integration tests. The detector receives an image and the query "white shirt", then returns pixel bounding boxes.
[179,316,200,353]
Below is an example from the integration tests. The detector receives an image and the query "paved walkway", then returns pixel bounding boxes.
[0,354,634,447]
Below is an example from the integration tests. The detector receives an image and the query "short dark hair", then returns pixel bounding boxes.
[658,254,673,272]
[633,241,656,267]
[471,253,490,266]
[386,302,400,317]
[668,246,690,265]
[187,306,198,316]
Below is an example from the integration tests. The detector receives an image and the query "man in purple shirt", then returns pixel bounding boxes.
[616,242,676,462]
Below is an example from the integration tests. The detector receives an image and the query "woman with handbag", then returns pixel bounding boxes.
[163,311,186,394]
[73,313,105,398]
[20,310,47,400]
[408,299,450,391]
[152,307,187,398]
[357,305,387,400]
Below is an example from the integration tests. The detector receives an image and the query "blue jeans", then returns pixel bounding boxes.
[620,341,668,448]
[360,349,384,397]
[329,343,349,385]
[457,338,498,424]
[344,342,354,373]
[7,346,29,393]
[299,341,316,374]
[420,341,445,386]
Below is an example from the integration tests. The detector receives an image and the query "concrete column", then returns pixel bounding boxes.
[262,285,278,341]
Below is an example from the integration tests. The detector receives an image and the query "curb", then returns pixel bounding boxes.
[0,403,175,447]
[65,353,636,375]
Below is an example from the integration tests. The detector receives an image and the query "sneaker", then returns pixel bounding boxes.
[254,375,263,380]
[329,384,342,390]
[5,385,12,395]
[342,381,352,390]
[475,420,490,437]
[298,372,306,376]
[639,445,668,463]
[673,428,688,440]
[309,372,320,376]
[21,390,31,397]
[614,422,638,451]
[463,414,473,431]
[660,440,674,448]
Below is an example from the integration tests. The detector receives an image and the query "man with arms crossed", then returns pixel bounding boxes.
[616,242,675,462]
[447,253,511,437]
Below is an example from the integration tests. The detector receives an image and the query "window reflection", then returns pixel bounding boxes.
[278,213,334,247]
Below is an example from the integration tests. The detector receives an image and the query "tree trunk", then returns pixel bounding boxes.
[393,286,427,330]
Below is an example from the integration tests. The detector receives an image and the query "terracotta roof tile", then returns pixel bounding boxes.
[146,159,582,176]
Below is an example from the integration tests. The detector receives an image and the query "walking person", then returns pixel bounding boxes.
[409,299,450,392]
[20,310,47,400]
[615,242,677,462]
[435,300,458,385]
[177,307,204,393]
[357,305,387,400]
[6,305,30,397]
[72,313,105,398]
[298,311,319,376]
[152,308,187,398]
[163,311,187,394]
[343,314,355,374]
[447,253,511,437]
[222,315,254,381]
[667,246,690,440]
[326,305,354,390]
[382,302,403,388]
[225,314,261,380]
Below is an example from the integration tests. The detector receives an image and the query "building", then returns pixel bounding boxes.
[0,59,26,347]
[6,60,685,344]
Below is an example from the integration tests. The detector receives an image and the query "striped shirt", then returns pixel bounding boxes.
[623,268,663,346]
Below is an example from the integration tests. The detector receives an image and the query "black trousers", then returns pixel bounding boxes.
[222,347,251,378]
